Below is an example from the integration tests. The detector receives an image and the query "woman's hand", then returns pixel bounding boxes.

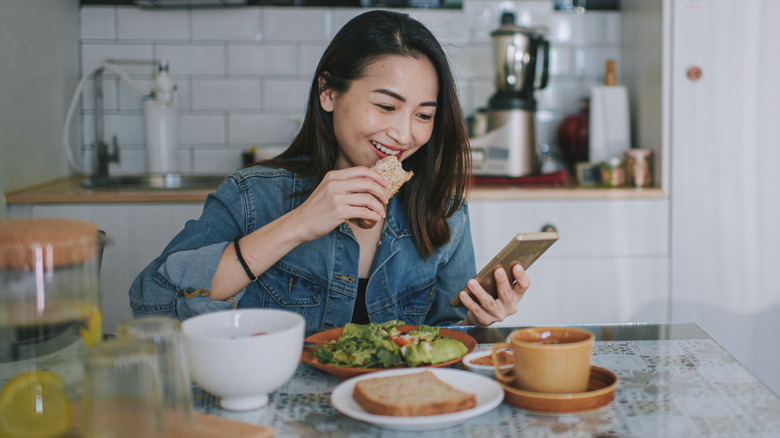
[286,166,389,242]
[460,263,530,327]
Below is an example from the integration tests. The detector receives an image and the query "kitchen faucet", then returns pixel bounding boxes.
[91,67,119,181]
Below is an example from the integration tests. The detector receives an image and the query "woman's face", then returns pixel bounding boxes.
[319,55,439,169]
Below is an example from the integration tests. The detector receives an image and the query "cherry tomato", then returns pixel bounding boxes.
[392,335,414,347]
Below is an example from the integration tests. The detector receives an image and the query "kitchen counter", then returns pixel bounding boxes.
[5,175,664,205]
[4,176,216,204]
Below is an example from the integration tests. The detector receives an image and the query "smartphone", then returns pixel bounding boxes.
[450,231,559,307]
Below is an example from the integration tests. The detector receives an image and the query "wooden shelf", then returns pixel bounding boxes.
[469,185,664,201]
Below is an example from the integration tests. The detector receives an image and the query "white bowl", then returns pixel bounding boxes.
[462,350,513,379]
[181,309,305,411]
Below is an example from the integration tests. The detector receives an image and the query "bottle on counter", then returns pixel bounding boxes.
[600,157,626,187]
[625,148,654,188]
[144,60,179,175]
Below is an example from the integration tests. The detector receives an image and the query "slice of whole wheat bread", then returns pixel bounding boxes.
[352,370,476,417]
[349,156,413,230]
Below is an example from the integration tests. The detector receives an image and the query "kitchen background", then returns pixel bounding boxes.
[3,0,780,399]
[74,0,624,176]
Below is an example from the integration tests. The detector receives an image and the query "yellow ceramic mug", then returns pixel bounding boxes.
[492,327,595,393]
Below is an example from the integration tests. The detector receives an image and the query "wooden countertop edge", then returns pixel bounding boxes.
[5,176,215,204]
[5,176,666,205]
[469,185,665,200]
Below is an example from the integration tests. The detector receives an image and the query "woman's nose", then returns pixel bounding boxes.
[386,116,411,145]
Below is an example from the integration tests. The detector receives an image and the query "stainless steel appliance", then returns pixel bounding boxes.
[470,12,549,177]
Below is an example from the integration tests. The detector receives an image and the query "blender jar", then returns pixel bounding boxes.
[0,218,103,438]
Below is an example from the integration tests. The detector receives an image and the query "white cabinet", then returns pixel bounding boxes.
[17,204,203,334]
[665,0,780,395]
[469,198,669,326]
[15,197,670,332]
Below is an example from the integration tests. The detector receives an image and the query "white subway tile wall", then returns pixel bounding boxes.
[156,44,227,75]
[79,1,621,175]
[117,9,189,40]
[191,9,261,41]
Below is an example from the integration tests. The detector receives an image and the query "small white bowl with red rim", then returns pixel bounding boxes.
[461,349,513,378]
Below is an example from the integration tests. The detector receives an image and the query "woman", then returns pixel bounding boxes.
[129,10,529,329]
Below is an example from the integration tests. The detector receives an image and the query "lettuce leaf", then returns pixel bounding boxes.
[429,337,469,364]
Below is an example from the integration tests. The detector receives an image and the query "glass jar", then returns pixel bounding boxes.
[625,148,654,188]
[600,158,626,187]
[0,218,104,438]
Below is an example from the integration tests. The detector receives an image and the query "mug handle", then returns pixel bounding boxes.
[491,342,514,384]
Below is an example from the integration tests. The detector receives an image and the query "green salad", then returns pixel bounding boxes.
[311,320,468,368]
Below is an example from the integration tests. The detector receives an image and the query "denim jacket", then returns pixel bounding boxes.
[129,164,475,329]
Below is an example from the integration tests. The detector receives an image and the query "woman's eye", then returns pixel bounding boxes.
[417,113,434,121]
[376,104,394,111]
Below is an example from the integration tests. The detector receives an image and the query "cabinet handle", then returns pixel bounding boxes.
[687,66,703,81]
[541,224,557,233]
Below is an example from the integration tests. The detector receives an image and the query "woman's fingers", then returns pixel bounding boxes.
[494,266,517,315]
[335,191,386,219]
[459,287,491,326]
[461,279,505,326]
[463,264,531,326]
[324,167,389,203]
[512,263,530,292]
[290,167,391,241]
[497,264,529,312]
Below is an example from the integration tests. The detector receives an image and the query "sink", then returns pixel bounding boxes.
[81,174,226,190]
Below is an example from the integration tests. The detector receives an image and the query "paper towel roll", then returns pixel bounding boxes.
[589,85,631,163]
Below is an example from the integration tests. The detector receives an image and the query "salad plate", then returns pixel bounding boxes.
[301,325,477,380]
[331,367,503,431]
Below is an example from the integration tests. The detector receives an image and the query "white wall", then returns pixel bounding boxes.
[668,0,780,396]
[0,0,81,218]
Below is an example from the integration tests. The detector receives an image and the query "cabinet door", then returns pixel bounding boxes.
[31,204,203,334]
[468,199,669,325]
[669,0,780,394]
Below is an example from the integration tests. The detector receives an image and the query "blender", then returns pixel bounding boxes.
[470,12,549,177]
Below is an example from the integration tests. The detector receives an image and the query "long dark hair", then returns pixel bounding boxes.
[260,10,471,258]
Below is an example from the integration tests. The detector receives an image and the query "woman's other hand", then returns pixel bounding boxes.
[287,166,388,242]
[460,263,530,327]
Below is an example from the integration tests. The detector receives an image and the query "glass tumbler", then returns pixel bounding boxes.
[0,218,103,438]
[80,339,165,438]
[116,316,194,433]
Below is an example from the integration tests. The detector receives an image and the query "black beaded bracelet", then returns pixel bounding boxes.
[233,236,256,282]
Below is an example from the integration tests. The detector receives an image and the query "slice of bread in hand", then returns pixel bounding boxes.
[352,370,476,417]
[350,156,413,230]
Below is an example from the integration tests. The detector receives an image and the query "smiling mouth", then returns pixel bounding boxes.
[371,140,401,157]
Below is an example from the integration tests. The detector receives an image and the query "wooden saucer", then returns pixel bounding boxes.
[501,366,618,414]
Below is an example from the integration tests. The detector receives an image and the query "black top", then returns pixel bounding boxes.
[351,278,370,324]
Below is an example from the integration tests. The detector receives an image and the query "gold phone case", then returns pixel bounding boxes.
[450,231,559,307]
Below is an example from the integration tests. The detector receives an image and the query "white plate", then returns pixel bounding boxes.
[331,367,504,431]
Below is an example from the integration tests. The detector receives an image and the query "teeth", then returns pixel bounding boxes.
[371,140,400,156]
